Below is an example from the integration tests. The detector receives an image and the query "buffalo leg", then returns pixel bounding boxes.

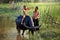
[17,28,20,35]
[31,31,34,35]
[31,30,35,40]
[22,30,25,35]
[16,25,20,35]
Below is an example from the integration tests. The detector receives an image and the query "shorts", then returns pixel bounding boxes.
[33,18,39,26]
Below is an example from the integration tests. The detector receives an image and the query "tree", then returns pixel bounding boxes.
[34,0,39,2]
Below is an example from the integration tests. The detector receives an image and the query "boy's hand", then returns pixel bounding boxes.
[27,7,34,10]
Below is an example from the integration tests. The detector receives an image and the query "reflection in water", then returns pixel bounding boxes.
[16,34,28,40]
[16,35,23,40]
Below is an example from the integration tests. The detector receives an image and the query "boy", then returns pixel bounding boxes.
[32,6,39,26]
[21,5,30,24]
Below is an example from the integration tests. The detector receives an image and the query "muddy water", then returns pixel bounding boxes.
[0,16,42,40]
[0,16,28,40]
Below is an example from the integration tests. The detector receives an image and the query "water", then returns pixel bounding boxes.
[0,16,28,40]
[0,16,42,40]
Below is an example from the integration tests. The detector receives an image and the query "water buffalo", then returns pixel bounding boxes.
[16,15,40,35]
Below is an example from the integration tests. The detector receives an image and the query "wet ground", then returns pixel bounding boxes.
[0,27,29,40]
[0,16,42,40]
[0,24,40,40]
[0,16,29,40]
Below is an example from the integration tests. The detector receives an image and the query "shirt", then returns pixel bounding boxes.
[33,11,39,19]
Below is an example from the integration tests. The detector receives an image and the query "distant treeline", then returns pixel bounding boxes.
[0,0,17,3]
[0,0,60,3]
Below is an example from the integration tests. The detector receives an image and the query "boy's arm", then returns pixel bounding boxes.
[37,12,40,18]
[27,7,33,10]
[32,11,34,18]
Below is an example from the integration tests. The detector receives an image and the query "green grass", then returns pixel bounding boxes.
[0,3,60,40]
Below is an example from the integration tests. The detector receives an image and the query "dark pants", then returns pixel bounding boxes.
[33,18,39,26]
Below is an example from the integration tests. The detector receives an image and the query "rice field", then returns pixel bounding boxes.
[0,2,60,40]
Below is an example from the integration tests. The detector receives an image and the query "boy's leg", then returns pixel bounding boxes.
[30,17,34,27]
[33,19,39,26]
[36,19,39,26]
[33,19,35,26]
[21,15,25,24]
